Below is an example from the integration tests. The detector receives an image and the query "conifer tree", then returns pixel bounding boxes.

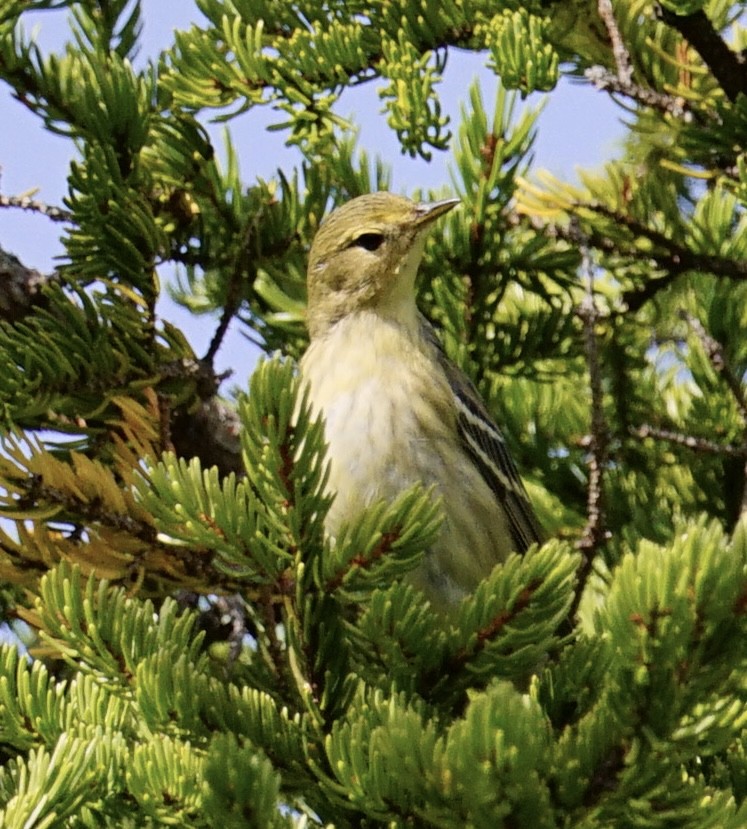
[1,0,747,825]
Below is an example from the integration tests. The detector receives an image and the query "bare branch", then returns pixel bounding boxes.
[586,0,694,119]
[204,205,269,366]
[585,65,691,118]
[630,424,746,457]
[572,250,610,620]
[0,192,73,223]
[598,0,633,85]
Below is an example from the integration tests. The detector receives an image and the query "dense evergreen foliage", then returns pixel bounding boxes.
[1,0,747,825]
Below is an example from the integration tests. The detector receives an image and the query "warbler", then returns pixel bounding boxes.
[300,192,542,606]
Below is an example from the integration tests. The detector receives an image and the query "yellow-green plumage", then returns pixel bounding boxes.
[300,192,542,607]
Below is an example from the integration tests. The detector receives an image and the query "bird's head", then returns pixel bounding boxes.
[306,192,459,338]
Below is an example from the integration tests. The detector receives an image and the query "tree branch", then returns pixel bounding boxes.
[0,245,57,323]
[572,251,610,620]
[169,395,243,477]
[630,423,746,457]
[521,207,747,311]
[681,311,747,519]
[0,245,245,477]
[681,311,747,422]
[202,205,263,368]
[659,6,747,103]
[598,0,633,85]
[585,65,691,118]
[0,192,73,222]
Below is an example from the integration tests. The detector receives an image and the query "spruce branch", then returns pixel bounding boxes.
[324,532,400,594]
[441,578,543,680]
[570,202,747,285]
[681,311,747,423]
[624,259,747,311]
[0,537,48,576]
[522,207,747,310]
[658,5,747,103]
[0,49,80,128]
[576,201,747,285]
[0,255,244,475]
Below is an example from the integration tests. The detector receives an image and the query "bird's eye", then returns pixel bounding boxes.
[351,232,385,251]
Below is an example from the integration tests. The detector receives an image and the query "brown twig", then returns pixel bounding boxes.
[204,278,243,365]
[203,205,266,366]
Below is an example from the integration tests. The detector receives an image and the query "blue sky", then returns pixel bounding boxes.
[0,2,625,386]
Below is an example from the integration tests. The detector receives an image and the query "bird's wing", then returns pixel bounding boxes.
[421,317,544,553]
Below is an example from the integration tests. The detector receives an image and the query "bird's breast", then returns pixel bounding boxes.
[300,314,455,521]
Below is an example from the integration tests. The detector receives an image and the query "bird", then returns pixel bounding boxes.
[299,192,542,607]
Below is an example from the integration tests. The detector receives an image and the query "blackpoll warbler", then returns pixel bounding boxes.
[300,192,542,606]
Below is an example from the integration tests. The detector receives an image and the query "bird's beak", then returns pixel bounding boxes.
[413,198,460,228]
